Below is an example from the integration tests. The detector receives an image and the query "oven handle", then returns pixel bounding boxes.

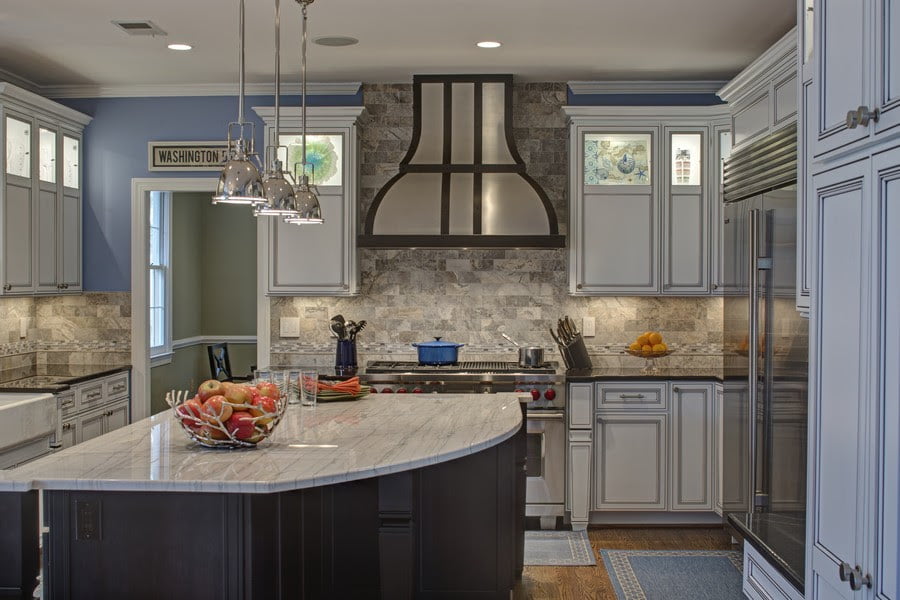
[526,412,565,420]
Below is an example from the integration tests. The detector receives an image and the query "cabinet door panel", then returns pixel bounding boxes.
[815,0,870,157]
[670,384,713,511]
[79,410,105,444]
[721,201,746,294]
[664,191,707,292]
[567,383,592,429]
[873,150,900,600]
[809,160,869,596]
[594,414,666,510]
[59,421,76,450]
[581,192,657,293]
[3,181,33,292]
[269,193,349,294]
[567,437,592,527]
[875,0,900,137]
[715,385,724,515]
[106,401,129,433]
[58,192,81,290]
[36,187,58,292]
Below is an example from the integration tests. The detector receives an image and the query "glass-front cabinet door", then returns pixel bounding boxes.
[575,128,659,294]
[663,128,709,294]
[63,134,80,190]
[38,126,56,184]
[5,115,31,179]
[58,132,82,291]
[2,113,34,293]
[35,124,60,293]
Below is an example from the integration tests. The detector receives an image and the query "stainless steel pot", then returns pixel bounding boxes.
[518,347,544,368]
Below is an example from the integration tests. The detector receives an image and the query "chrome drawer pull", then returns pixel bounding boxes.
[618,393,646,399]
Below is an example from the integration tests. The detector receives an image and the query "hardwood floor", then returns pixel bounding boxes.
[514,527,737,600]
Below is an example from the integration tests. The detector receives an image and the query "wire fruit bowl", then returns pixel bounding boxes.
[166,384,288,449]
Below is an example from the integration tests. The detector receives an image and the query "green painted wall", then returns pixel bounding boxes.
[150,192,258,413]
[171,193,202,340]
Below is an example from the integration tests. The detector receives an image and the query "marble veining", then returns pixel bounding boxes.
[0,393,523,494]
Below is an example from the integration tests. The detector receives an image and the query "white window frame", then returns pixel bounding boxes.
[148,191,173,366]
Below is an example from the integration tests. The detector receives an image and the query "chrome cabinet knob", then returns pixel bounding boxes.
[839,561,853,582]
[846,106,880,128]
[849,566,872,591]
[2,284,10,291]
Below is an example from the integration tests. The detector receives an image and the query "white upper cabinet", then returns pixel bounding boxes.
[0,83,89,296]
[718,28,799,154]
[565,106,728,296]
[253,106,364,296]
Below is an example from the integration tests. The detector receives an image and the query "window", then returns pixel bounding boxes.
[149,191,172,360]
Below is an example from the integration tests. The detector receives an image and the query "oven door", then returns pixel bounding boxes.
[525,410,565,505]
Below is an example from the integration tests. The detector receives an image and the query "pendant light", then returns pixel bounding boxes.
[212,0,265,206]
[254,0,300,217]
[283,0,324,225]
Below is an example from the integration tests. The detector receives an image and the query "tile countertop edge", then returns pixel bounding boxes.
[565,369,724,382]
[0,393,523,494]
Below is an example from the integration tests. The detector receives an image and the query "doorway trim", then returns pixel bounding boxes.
[130,177,268,420]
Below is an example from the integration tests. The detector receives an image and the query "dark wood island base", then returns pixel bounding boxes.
[11,432,521,600]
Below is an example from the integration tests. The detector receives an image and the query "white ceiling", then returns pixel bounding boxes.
[0,0,795,90]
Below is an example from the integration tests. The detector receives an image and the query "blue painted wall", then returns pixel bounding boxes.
[58,92,361,291]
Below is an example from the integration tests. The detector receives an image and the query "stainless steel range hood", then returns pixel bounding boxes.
[358,75,564,248]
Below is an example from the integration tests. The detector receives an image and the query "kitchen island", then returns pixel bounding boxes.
[0,393,526,600]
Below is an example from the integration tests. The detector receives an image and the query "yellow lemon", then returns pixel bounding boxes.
[649,332,663,345]
[636,334,650,346]
[652,343,666,353]
[641,344,653,355]
[659,342,668,352]
[629,341,642,352]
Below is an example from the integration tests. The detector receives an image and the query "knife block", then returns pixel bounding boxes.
[558,334,592,370]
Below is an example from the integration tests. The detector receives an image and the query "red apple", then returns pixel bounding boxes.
[198,424,229,441]
[197,379,226,402]
[225,384,252,409]
[175,397,204,427]
[226,412,257,441]
[249,395,278,426]
[256,381,281,400]
[201,395,233,425]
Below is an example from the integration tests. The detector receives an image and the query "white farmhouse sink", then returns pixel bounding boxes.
[0,392,58,453]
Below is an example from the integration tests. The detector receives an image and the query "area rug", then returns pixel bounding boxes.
[524,530,596,566]
[600,549,743,600]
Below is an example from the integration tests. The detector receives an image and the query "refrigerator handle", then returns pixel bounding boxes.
[748,208,760,510]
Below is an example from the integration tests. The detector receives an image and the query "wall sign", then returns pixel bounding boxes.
[148,141,229,171]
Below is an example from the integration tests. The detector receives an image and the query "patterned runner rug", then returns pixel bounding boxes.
[600,549,743,599]
[523,530,596,566]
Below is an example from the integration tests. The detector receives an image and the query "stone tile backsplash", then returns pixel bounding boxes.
[0,293,131,377]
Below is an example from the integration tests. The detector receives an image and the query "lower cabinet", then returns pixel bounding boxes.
[594,413,667,510]
[567,379,717,527]
[58,372,130,449]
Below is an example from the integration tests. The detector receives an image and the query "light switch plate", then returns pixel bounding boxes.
[582,316,596,337]
[280,317,301,338]
[19,318,27,339]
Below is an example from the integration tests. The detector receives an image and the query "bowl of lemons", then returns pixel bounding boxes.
[626,331,670,358]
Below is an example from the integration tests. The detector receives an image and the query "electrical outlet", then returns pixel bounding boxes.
[582,316,596,337]
[280,317,301,338]
[76,500,101,541]
[19,318,27,339]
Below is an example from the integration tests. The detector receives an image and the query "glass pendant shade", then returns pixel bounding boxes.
[284,176,323,224]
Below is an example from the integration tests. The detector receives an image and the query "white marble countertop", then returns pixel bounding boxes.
[0,393,524,494]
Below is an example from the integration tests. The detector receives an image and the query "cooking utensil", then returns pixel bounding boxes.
[330,321,345,340]
[501,332,519,347]
[330,315,347,340]
[412,337,465,365]
[349,320,367,340]
[518,346,545,368]
[549,327,562,346]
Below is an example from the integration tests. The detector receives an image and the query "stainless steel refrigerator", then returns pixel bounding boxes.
[721,126,809,590]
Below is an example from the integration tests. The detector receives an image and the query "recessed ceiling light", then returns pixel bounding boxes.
[314,36,359,47]
[476,41,502,49]
[167,43,192,51]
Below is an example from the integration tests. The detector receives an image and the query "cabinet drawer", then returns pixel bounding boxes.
[568,383,593,428]
[596,382,667,410]
[104,372,130,399]
[58,391,76,418]
[76,381,104,411]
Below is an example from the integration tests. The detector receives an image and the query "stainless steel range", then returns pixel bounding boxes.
[362,361,566,529]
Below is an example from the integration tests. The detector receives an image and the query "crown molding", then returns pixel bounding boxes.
[717,27,798,103]
[567,80,729,95]
[0,68,41,94]
[0,82,92,125]
[563,104,731,122]
[253,105,366,126]
[39,81,362,99]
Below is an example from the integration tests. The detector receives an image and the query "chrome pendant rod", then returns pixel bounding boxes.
[274,0,281,144]
[300,1,309,173]
[238,0,246,124]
